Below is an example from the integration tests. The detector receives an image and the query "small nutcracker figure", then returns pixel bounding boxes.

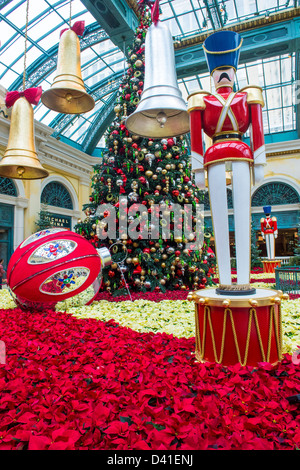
[261,205,278,259]
[188,31,266,292]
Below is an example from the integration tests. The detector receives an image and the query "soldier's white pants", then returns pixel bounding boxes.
[265,233,275,259]
[207,160,251,286]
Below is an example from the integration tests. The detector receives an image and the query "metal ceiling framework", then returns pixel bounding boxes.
[0,0,299,155]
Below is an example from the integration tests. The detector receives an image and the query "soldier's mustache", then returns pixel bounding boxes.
[218,72,231,82]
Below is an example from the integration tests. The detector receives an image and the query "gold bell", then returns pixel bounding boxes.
[41,29,94,114]
[0,97,48,180]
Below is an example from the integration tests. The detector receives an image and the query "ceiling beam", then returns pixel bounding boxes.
[174,12,300,78]
[80,0,138,51]
[9,23,108,91]
[81,92,118,154]
[296,52,300,138]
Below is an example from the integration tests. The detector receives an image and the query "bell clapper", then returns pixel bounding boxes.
[156,111,167,128]
[65,93,73,103]
[17,166,25,178]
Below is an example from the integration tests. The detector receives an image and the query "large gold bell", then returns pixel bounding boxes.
[0,97,49,180]
[41,29,94,114]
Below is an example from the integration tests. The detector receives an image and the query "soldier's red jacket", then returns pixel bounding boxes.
[261,216,278,235]
[187,85,265,170]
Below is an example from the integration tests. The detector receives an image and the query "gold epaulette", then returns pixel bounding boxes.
[260,218,265,223]
[272,216,277,221]
[187,90,210,112]
[239,85,265,107]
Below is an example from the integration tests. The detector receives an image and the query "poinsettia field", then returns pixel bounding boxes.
[0,270,299,451]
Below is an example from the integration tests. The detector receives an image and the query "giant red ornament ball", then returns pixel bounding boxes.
[7,228,108,311]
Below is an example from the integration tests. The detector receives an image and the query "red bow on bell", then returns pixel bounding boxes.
[5,86,43,109]
[60,20,85,38]
[151,0,160,25]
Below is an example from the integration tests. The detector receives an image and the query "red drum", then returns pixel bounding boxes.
[262,259,281,274]
[7,228,111,311]
[188,288,288,367]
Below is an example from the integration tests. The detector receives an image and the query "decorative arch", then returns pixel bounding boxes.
[40,175,80,231]
[41,182,73,210]
[40,175,79,212]
[251,181,300,207]
[0,177,17,197]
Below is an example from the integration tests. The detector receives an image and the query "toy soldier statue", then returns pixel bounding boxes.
[188,30,266,293]
[261,205,278,259]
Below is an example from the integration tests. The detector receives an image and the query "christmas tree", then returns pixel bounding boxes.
[250,222,262,268]
[75,0,216,295]
[290,222,300,266]
[35,206,54,232]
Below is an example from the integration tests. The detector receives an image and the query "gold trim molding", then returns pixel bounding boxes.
[266,149,300,157]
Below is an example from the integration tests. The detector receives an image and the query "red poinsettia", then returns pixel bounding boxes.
[0,288,299,451]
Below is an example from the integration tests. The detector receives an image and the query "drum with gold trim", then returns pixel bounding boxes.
[262,259,281,274]
[188,288,288,367]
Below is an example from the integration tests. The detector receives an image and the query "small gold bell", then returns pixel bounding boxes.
[41,29,94,114]
[0,97,48,180]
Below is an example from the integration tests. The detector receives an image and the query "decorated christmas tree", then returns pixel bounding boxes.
[75,0,216,295]
[250,222,262,268]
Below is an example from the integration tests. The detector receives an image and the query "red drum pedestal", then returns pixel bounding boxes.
[188,288,288,367]
[262,259,281,274]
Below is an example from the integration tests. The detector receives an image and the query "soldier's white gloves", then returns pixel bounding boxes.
[253,164,265,185]
[194,170,206,189]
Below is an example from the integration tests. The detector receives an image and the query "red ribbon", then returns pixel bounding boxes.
[5,86,43,109]
[60,21,85,38]
[151,0,160,25]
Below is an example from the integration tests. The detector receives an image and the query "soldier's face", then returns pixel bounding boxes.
[213,67,235,88]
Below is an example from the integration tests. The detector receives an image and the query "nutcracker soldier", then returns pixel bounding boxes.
[186,30,288,366]
[188,30,266,293]
[261,205,278,259]
[261,205,281,273]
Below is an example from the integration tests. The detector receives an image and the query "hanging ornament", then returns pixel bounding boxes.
[41,0,94,114]
[0,0,48,180]
[109,242,132,301]
[145,152,155,166]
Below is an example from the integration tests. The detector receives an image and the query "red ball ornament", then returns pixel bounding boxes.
[7,229,111,311]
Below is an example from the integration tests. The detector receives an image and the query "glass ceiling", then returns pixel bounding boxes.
[0,0,298,154]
